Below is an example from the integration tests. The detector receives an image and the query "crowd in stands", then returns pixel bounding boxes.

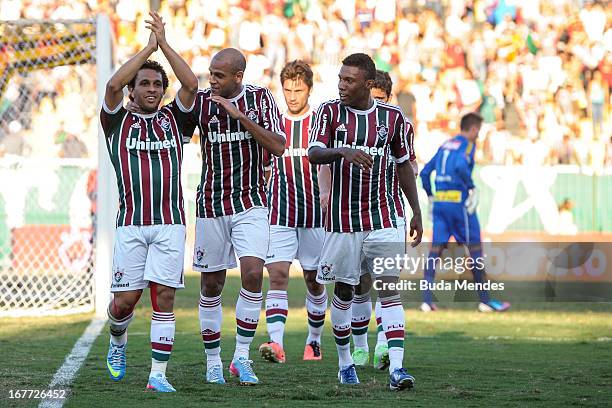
[1,0,610,167]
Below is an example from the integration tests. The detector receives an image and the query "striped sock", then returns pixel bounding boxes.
[107,304,133,346]
[331,294,353,368]
[150,311,175,376]
[351,293,371,352]
[265,290,288,348]
[199,294,222,368]
[234,288,263,360]
[379,295,405,373]
[305,288,327,344]
[375,300,387,346]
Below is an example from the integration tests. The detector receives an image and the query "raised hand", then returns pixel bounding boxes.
[146,31,157,52]
[341,148,374,170]
[145,11,167,47]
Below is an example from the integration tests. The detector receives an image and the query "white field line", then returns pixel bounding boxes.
[38,317,106,408]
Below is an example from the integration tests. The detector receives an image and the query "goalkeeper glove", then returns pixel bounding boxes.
[427,196,434,221]
[465,188,479,214]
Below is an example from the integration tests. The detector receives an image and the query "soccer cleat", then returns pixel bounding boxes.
[389,368,415,391]
[478,300,511,312]
[229,357,259,385]
[373,344,390,370]
[420,302,438,312]
[338,364,360,385]
[259,341,286,363]
[206,365,226,384]
[106,342,127,381]
[146,372,176,392]
[352,348,369,366]
[303,341,322,361]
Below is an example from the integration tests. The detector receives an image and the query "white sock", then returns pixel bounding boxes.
[351,293,371,352]
[265,290,288,348]
[375,300,387,346]
[199,293,222,367]
[234,288,263,360]
[305,287,327,344]
[379,295,405,373]
[150,311,175,376]
[331,294,353,368]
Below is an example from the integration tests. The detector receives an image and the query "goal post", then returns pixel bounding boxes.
[0,16,114,317]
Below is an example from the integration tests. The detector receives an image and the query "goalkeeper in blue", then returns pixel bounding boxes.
[420,112,510,312]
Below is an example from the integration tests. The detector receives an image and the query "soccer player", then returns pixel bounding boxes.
[308,53,423,390]
[420,112,511,312]
[258,60,330,364]
[184,48,286,385]
[100,12,198,392]
[350,70,418,370]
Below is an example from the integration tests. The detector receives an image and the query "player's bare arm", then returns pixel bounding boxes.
[397,161,423,246]
[146,11,197,109]
[308,146,374,170]
[317,165,331,211]
[207,95,285,156]
[104,32,157,110]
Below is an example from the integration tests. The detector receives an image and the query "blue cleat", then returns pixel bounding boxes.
[389,368,415,391]
[206,364,226,384]
[229,357,259,385]
[478,300,511,312]
[146,372,176,392]
[106,342,126,381]
[338,364,360,385]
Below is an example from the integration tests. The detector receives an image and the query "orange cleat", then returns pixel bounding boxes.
[259,341,286,363]
[303,341,322,361]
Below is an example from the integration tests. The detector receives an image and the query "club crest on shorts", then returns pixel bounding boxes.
[376,124,389,140]
[195,247,206,263]
[245,108,259,122]
[320,263,333,277]
[114,267,124,282]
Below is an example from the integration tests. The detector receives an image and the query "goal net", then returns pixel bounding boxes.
[0,17,112,317]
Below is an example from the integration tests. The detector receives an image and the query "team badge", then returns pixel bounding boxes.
[320,263,333,277]
[245,108,259,122]
[376,124,389,140]
[157,113,171,131]
[196,247,205,263]
[114,268,124,282]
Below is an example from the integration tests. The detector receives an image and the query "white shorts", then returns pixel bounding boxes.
[317,227,404,286]
[192,206,269,272]
[111,224,186,292]
[265,225,325,270]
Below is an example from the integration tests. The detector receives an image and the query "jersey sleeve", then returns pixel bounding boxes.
[390,111,410,164]
[99,100,127,139]
[260,88,285,140]
[182,92,202,142]
[308,102,333,150]
[164,93,197,143]
[406,119,416,161]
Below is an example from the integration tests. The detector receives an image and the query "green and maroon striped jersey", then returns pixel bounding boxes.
[308,99,410,233]
[184,85,284,218]
[99,97,192,227]
[268,111,323,228]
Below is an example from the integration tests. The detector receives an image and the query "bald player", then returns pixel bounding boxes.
[184,48,285,385]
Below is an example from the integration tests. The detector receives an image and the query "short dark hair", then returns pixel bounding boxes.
[128,60,169,93]
[280,60,313,89]
[372,70,392,98]
[460,112,483,131]
[341,53,376,81]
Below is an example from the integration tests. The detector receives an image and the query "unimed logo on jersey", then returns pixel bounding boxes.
[125,137,177,151]
[333,140,386,157]
[207,129,253,143]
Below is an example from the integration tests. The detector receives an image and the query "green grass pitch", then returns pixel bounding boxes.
[1,274,611,407]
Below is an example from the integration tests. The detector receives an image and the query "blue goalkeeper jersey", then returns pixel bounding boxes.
[420,135,475,204]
